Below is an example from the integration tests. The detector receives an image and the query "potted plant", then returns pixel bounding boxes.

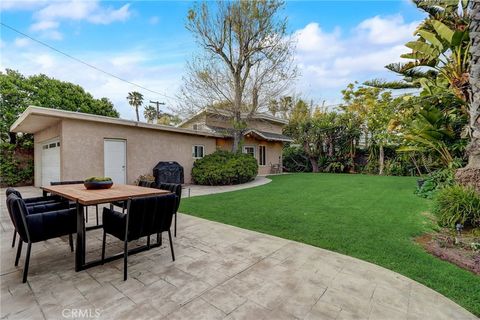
[84,176,113,190]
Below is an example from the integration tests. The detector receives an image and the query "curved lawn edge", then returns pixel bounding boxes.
[179,173,480,316]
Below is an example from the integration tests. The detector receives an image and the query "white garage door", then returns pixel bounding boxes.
[104,139,126,184]
[41,140,60,186]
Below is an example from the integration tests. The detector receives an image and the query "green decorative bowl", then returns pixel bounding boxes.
[84,180,113,190]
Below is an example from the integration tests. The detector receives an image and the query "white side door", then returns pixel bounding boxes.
[41,140,60,186]
[104,139,126,184]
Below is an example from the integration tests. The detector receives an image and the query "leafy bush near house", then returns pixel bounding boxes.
[282,146,312,172]
[415,168,456,198]
[0,142,34,187]
[433,185,480,228]
[192,150,258,185]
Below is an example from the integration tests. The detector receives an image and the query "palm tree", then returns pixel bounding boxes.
[456,0,480,191]
[126,91,144,121]
[143,105,158,123]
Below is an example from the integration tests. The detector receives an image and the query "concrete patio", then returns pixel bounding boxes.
[1,187,476,320]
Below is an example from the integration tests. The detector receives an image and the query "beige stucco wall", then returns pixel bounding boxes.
[58,119,217,184]
[33,122,61,186]
[216,137,284,175]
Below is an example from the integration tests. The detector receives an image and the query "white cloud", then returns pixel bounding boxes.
[0,0,49,11]
[356,15,418,45]
[14,37,32,47]
[36,1,131,24]
[21,1,132,40]
[30,20,59,31]
[295,23,342,56]
[293,15,420,103]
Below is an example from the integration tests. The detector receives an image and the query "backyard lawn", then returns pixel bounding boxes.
[180,173,480,316]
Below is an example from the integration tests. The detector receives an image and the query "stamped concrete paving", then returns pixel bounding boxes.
[1,187,476,320]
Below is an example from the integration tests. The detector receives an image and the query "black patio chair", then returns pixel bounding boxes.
[111,180,156,213]
[101,193,177,281]
[5,188,65,248]
[49,181,100,225]
[155,183,182,237]
[7,194,77,283]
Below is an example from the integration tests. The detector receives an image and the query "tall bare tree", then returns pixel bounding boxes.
[456,0,480,191]
[180,0,297,152]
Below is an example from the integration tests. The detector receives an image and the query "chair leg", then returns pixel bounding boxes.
[123,239,128,281]
[95,205,99,226]
[69,234,74,252]
[85,206,89,223]
[22,242,32,283]
[147,235,151,249]
[12,231,16,248]
[174,213,177,237]
[168,230,175,261]
[101,231,106,264]
[15,240,23,266]
[157,233,162,246]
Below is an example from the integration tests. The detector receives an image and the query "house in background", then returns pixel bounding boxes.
[178,108,293,175]
[10,106,292,187]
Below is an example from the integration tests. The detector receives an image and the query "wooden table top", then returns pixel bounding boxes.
[41,184,170,205]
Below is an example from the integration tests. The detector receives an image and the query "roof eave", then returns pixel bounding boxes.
[11,106,225,138]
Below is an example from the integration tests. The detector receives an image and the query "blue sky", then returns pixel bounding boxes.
[0,1,425,120]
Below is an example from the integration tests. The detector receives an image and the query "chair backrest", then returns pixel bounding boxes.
[126,193,177,241]
[50,180,84,185]
[7,194,30,242]
[137,180,156,188]
[156,183,182,212]
[5,187,22,199]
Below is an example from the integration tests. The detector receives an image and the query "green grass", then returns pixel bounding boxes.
[180,173,480,316]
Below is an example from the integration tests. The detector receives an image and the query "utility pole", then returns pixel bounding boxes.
[149,100,165,118]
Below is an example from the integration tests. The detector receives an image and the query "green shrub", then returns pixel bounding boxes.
[415,168,455,198]
[0,142,34,187]
[85,176,112,182]
[282,146,312,172]
[192,150,258,185]
[433,185,480,228]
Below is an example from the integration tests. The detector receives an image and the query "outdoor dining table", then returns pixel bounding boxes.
[41,183,170,272]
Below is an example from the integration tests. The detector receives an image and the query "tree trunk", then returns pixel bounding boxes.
[310,157,319,173]
[379,144,384,175]
[232,130,242,153]
[456,0,480,192]
[135,107,140,122]
[349,140,356,173]
[8,132,17,145]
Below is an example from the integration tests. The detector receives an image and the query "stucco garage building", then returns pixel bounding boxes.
[10,106,292,187]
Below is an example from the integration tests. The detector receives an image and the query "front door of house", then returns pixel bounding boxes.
[104,139,126,184]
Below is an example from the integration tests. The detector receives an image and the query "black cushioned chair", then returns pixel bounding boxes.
[7,194,77,283]
[49,181,99,225]
[111,180,156,213]
[156,183,182,237]
[102,193,177,280]
[5,188,65,248]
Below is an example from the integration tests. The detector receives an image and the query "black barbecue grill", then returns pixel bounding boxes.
[153,161,184,185]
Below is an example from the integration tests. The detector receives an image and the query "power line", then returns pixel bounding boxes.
[0,22,181,102]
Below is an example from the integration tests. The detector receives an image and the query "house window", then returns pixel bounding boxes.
[193,124,204,131]
[243,146,255,158]
[258,145,266,166]
[192,145,204,158]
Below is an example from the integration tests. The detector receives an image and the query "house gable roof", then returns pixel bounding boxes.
[177,108,288,128]
[10,106,225,138]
